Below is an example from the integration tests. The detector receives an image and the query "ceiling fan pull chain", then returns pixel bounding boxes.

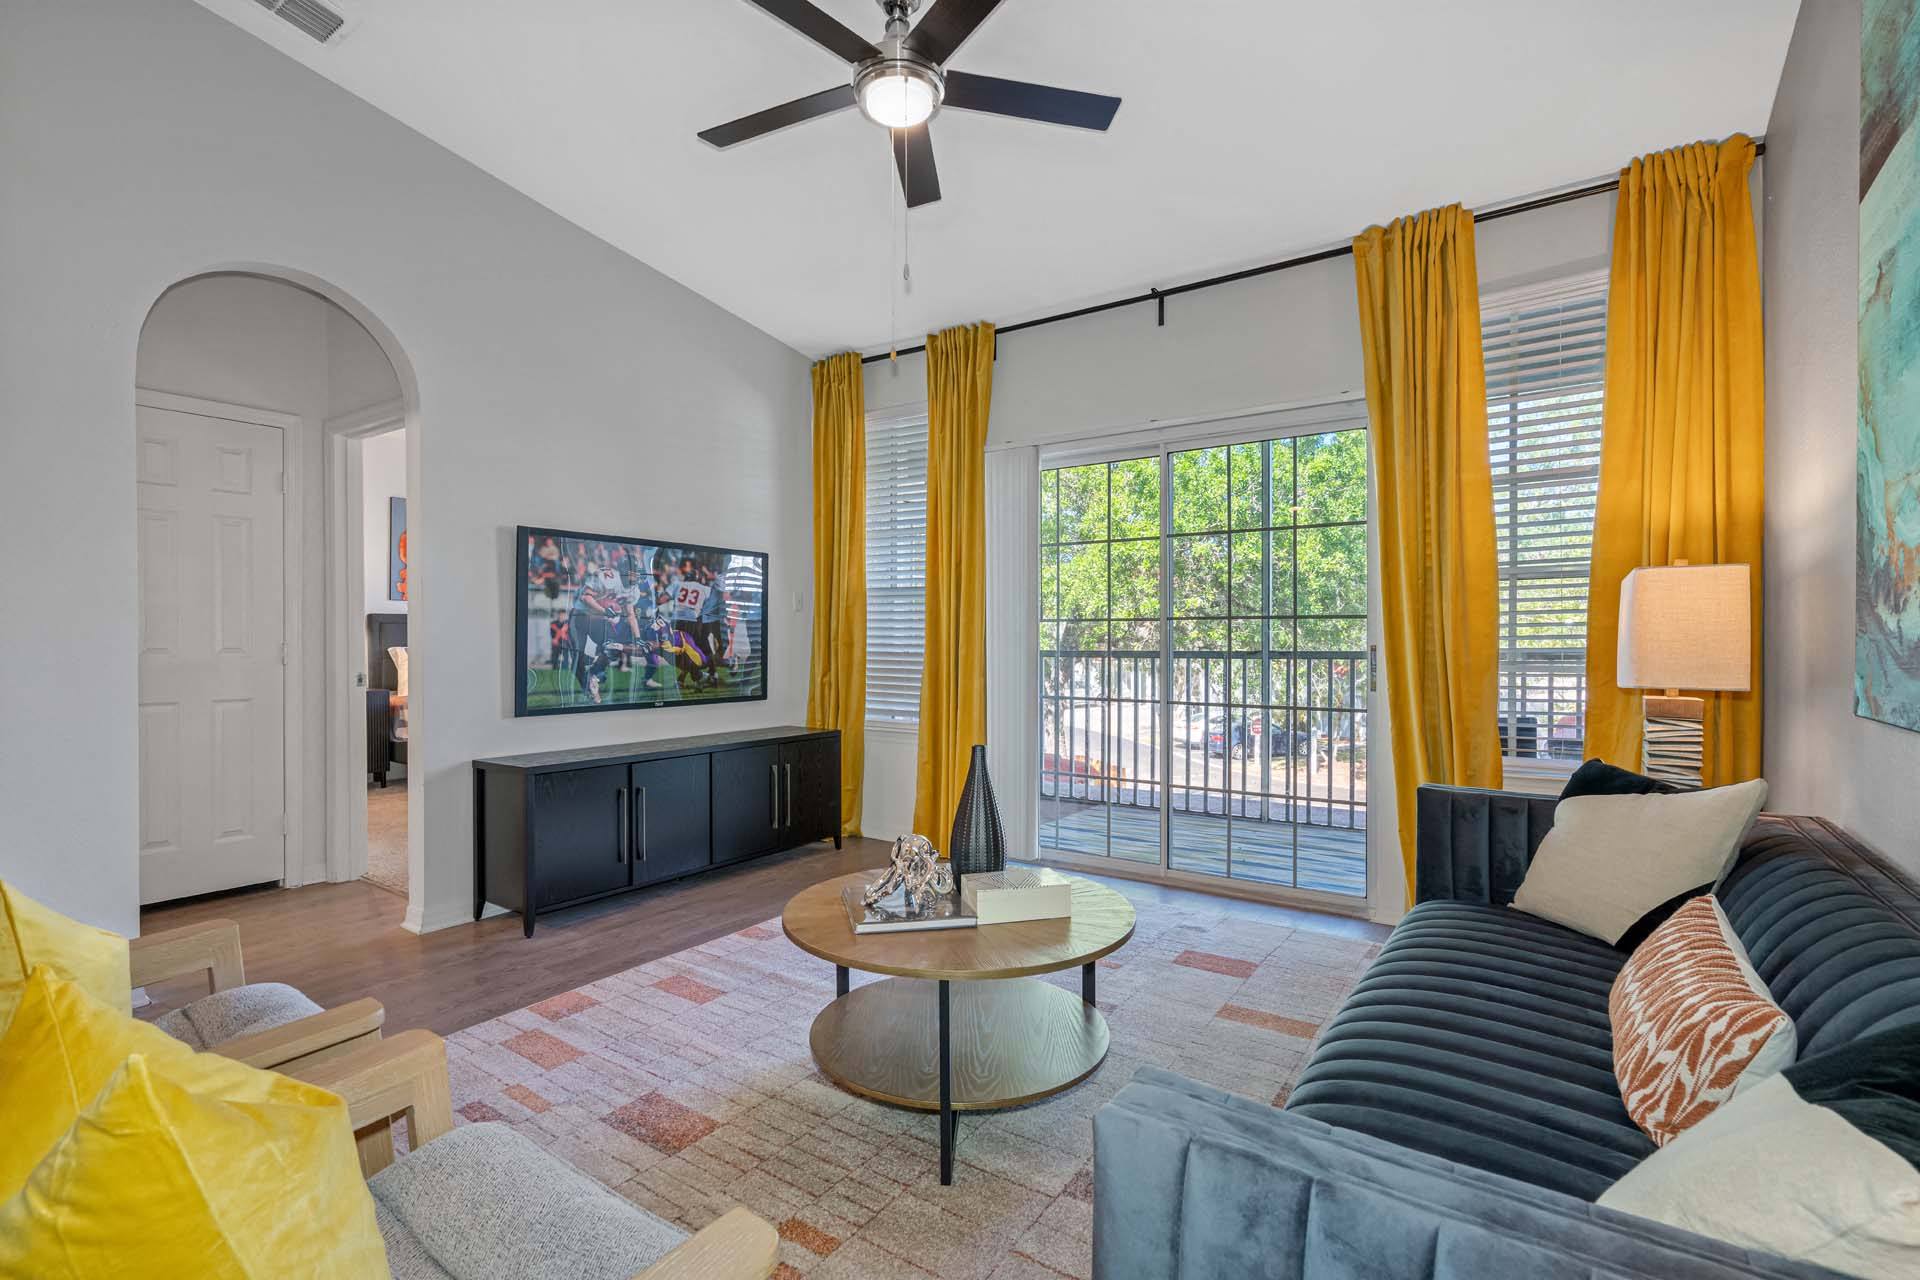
[889,126,900,361]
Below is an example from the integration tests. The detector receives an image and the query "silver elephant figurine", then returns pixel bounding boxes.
[863,834,954,915]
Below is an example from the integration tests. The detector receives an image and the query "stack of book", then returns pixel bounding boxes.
[841,881,977,934]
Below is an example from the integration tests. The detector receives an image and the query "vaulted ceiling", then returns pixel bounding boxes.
[197,0,1799,356]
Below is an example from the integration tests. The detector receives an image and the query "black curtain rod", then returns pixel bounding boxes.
[860,140,1764,367]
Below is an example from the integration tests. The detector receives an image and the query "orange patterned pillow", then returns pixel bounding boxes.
[1609,895,1796,1146]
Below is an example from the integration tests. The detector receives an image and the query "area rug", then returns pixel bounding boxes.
[442,892,1380,1279]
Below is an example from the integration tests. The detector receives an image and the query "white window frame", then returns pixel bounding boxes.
[1482,269,1610,781]
[1030,398,1380,918]
[865,402,930,725]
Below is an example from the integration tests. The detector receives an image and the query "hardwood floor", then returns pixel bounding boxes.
[138,838,1385,1037]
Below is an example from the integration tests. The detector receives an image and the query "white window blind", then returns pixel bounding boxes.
[865,406,929,722]
[1483,271,1609,762]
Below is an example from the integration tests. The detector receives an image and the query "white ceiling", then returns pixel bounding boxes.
[196,0,1799,357]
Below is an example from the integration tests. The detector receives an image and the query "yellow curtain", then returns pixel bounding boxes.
[806,352,866,837]
[912,322,995,842]
[1583,136,1764,786]
[1353,205,1504,902]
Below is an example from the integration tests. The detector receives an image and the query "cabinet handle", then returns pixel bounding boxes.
[769,764,778,826]
[618,786,630,865]
[638,786,648,862]
[785,763,794,828]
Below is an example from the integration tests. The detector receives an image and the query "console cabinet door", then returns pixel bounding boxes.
[711,744,781,864]
[530,765,632,908]
[630,754,711,886]
[783,737,841,846]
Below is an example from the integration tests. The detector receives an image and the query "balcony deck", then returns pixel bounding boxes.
[1040,801,1367,897]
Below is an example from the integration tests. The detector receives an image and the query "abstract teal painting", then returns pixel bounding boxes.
[1859,0,1920,731]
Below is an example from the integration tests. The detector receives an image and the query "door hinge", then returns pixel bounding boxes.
[280,642,289,666]
[279,814,289,836]
[1369,644,1378,693]
[277,471,287,494]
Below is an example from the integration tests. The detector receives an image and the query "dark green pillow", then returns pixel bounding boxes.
[1559,758,1675,800]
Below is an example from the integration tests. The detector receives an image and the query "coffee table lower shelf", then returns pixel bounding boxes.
[809,972,1110,1184]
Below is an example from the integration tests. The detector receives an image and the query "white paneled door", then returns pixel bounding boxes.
[136,405,287,904]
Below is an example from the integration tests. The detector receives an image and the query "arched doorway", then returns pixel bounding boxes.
[134,267,428,933]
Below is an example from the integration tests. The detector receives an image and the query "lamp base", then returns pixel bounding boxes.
[1642,695,1705,790]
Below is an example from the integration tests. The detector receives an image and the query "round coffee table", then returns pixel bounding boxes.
[782,870,1135,1184]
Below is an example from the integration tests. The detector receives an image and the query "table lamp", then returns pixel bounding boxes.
[1616,562,1751,790]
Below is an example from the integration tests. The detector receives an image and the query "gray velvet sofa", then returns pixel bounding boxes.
[1092,785,1920,1280]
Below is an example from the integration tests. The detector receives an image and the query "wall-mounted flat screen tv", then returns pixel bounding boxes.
[515,525,768,716]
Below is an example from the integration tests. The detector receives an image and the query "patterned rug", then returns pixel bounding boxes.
[442,889,1380,1279]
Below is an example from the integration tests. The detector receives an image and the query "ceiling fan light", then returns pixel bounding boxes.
[860,71,937,129]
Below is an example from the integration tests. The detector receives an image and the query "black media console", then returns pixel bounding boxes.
[473,726,841,936]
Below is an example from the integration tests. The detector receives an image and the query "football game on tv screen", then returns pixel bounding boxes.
[516,526,767,715]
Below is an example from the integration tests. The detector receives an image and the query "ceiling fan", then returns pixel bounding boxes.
[698,0,1122,208]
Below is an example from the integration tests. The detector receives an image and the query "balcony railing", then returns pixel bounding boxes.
[1038,646,1368,819]
[1497,649,1588,760]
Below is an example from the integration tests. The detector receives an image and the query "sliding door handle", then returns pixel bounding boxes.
[770,764,778,827]
[638,786,648,862]
[617,786,630,865]
[785,763,794,828]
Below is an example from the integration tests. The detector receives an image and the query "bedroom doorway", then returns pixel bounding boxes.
[346,423,411,900]
[135,270,418,920]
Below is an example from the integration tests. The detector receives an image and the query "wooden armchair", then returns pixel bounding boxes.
[130,918,384,1071]
[292,1031,779,1280]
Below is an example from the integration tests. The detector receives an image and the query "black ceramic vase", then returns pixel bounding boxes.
[948,744,1007,891]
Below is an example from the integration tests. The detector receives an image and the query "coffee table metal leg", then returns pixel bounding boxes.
[1082,961,1095,1006]
[938,978,953,1185]
[836,965,849,998]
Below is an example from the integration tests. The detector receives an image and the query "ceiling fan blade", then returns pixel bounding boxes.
[741,0,881,63]
[891,123,942,208]
[903,0,1006,65]
[698,85,857,148]
[942,70,1121,130]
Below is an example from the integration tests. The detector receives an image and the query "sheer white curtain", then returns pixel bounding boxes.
[984,444,1039,860]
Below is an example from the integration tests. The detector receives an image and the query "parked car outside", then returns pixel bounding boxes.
[1206,714,1311,759]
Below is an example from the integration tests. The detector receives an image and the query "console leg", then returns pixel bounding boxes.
[834,835,843,850]
[938,979,954,1185]
[835,965,849,998]
[522,909,535,939]
[1082,961,1096,1006]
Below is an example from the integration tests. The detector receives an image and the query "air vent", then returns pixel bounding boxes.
[249,0,347,44]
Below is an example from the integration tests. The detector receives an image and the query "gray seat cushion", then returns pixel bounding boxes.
[1286,900,1654,1200]
[154,981,322,1049]
[369,1122,687,1280]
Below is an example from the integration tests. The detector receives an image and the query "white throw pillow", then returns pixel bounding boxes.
[387,646,409,698]
[1511,779,1767,944]
[1599,1074,1920,1278]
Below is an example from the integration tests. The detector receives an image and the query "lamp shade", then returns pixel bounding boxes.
[1617,563,1752,692]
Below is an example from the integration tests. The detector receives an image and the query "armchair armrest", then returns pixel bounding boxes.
[1094,1068,1831,1280]
[633,1207,777,1280]
[129,918,246,992]
[287,1028,451,1176]
[1413,783,1559,906]
[217,997,385,1071]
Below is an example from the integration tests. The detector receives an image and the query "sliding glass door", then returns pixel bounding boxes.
[1039,419,1371,903]
[1038,456,1162,865]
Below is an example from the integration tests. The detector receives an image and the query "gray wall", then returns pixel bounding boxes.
[1763,0,1920,877]
[0,0,811,935]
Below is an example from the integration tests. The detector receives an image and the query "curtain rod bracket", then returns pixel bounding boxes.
[1150,287,1165,327]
